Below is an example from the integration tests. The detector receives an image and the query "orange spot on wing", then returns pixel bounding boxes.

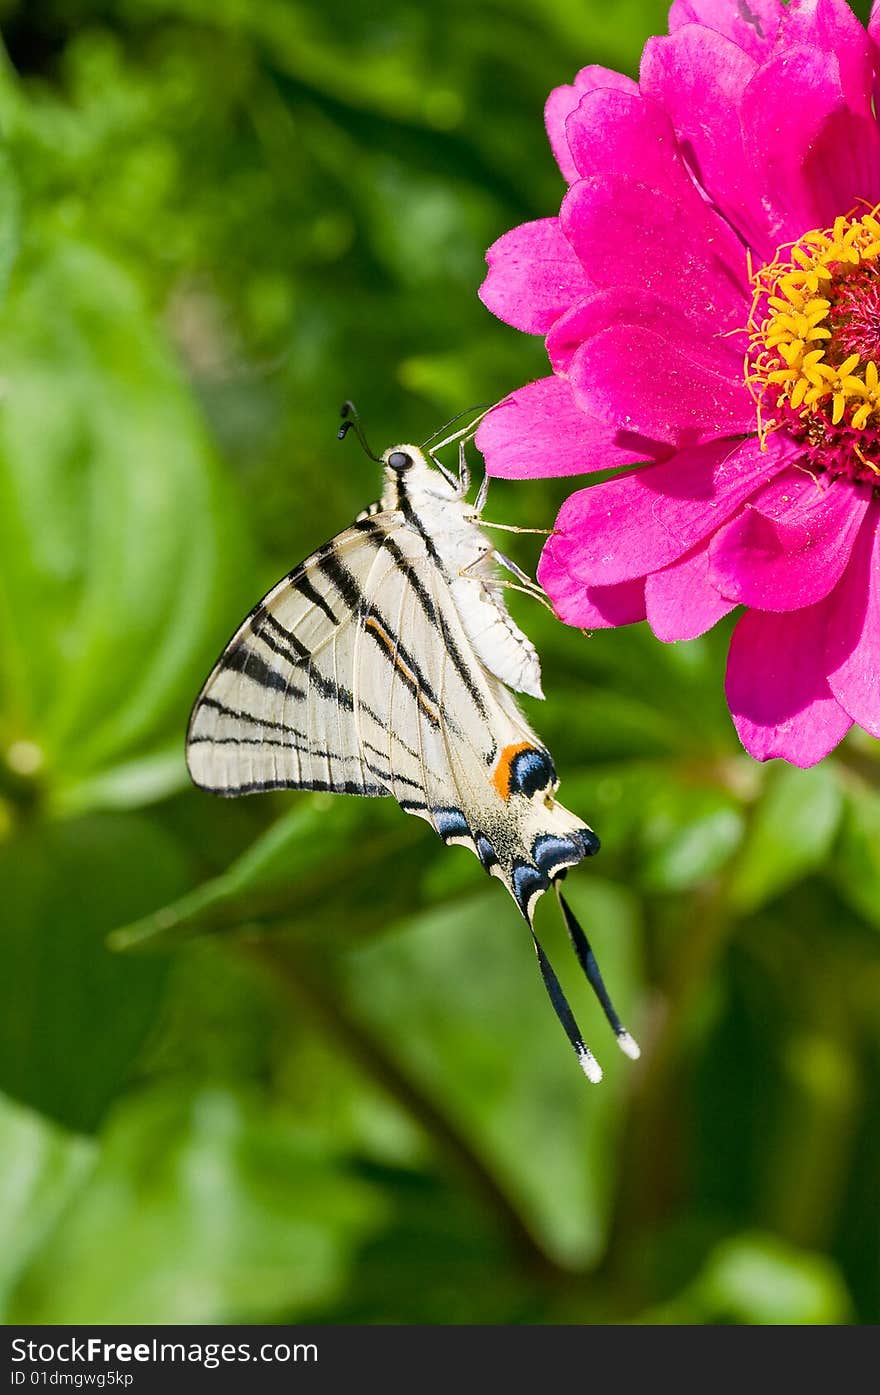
[492,741,533,800]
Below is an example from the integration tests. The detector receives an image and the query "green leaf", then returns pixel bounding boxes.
[830,781,880,931]
[339,877,643,1266]
[0,236,251,796]
[52,742,190,816]
[729,764,843,913]
[634,777,745,893]
[0,1093,95,1321]
[110,796,455,951]
[640,1232,852,1325]
[692,1232,852,1324]
[0,813,191,1131]
[0,148,20,302]
[8,1082,384,1323]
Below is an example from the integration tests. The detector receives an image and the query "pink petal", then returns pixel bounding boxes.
[568,322,754,448]
[780,0,875,115]
[799,108,880,232]
[545,67,637,183]
[726,604,852,766]
[708,470,871,611]
[564,88,689,197]
[546,288,744,377]
[475,377,659,480]
[827,503,880,738]
[668,0,783,59]
[479,218,591,335]
[560,175,748,332]
[640,27,773,258]
[741,47,880,247]
[538,542,646,628]
[645,538,736,641]
[551,432,796,586]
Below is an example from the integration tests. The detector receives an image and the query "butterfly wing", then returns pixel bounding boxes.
[187,526,404,798]
[188,506,621,1079]
[349,519,598,926]
[188,512,596,920]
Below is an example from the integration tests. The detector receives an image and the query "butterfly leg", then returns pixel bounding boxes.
[472,466,490,516]
[428,439,473,499]
[458,552,554,612]
[468,518,556,535]
[494,549,540,590]
[427,451,461,492]
[457,439,470,496]
[490,580,556,613]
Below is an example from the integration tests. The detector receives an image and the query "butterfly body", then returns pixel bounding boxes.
[380,446,544,699]
[187,428,637,1080]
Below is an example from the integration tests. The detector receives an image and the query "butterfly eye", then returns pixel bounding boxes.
[388,451,412,472]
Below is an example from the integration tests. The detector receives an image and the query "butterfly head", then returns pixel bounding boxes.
[381,444,460,507]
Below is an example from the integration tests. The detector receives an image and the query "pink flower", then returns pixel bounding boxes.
[476,0,880,767]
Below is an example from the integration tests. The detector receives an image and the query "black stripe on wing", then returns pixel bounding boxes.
[223,576,429,760]
[361,610,443,729]
[186,736,421,794]
[195,627,361,722]
[221,641,306,698]
[256,607,310,663]
[317,548,452,733]
[289,570,339,625]
[193,696,310,743]
[397,490,444,568]
[354,517,489,720]
[197,776,388,798]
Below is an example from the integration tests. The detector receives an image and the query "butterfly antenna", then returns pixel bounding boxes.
[556,887,641,1062]
[421,403,492,449]
[530,928,602,1083]
[338,401,381,461]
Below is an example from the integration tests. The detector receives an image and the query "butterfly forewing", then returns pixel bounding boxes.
[187,529,396,798]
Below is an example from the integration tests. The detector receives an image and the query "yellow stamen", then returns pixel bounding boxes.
[746,203,880,448]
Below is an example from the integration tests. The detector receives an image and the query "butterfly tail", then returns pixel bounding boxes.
[529,927,603,1083]
[556,886,640,1062]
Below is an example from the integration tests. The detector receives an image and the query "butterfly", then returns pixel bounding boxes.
[187,403,639,1081]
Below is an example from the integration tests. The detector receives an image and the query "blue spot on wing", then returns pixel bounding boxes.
[474,832,497,870]
[578,827,601,857]
[435,806,470,841]
[511,860,549,918]
[532,828,600,876]
[508,748,557,798]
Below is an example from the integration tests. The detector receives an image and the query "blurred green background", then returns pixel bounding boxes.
[0,0,877,1326]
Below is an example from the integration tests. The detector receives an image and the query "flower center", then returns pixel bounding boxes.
[746,206,880,485]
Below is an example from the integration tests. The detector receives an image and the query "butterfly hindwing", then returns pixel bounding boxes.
[347,522,598,923]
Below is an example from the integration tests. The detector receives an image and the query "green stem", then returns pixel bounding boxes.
[599,871,737,1310]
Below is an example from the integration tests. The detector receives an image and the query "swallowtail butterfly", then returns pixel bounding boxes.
[187,405,639,1081]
